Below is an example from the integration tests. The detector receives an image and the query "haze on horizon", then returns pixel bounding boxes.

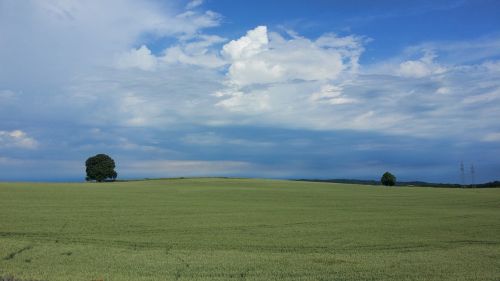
[1,0,499,183]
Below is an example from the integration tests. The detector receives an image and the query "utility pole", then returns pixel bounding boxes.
[460,161,465,187]
[470,164,475,188]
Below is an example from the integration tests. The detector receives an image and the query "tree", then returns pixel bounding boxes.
[381,171,396,186]
[85,154,117,182]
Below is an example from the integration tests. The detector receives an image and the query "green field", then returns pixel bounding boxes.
[0,178,499,281]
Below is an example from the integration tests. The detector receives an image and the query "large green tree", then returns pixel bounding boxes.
[85,154,117,182]
[381,171,396,186]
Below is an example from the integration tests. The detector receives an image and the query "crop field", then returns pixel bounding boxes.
[0,178,499,281]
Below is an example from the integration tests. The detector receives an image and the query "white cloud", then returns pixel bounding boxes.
[310,84,356,105]
[220,26,362,86]
[206,39,500,137]
[462,88,500,104]
[6,14,498,141]
[162,35,227,68]
[174,10,221,38]
[405,37,500,65]
[0,130,38,149]
[212,26,364,116]
[0,0,221,90]
[186,0,204,10]
[482,60,500,72]
[2,1,500,157]
[214,89,271,113]
[115,45,157,71]
[118,92,163,126]
[66,61,224,129]
[398,51,446,78]
[225,59,285,86]
[435,87,451,95]
[222,26,269,61]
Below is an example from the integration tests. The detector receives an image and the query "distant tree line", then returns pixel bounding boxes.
[294,178,500,188]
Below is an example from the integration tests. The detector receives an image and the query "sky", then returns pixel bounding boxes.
[1,0,499,182]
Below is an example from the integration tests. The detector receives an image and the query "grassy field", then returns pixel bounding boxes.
[0,178,499,281]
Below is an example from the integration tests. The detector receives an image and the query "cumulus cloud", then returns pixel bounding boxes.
[115,45,157,71]
[4,11,500,140]
[220,26,362,86]
[398,51,447,78]
[222,26,269,61]
[0,130,38,149]
[209,31,500,138]
[213,26,365,116]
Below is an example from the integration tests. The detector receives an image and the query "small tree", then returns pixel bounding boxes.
[381,171,396,186]
[85,154,117,182]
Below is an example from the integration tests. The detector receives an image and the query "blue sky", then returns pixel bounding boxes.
[1,0,499,182]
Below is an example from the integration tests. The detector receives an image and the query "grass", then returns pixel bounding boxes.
[0,178,499,281]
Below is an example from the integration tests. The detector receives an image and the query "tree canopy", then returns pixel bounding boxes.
[381,172,396,186]
[85,154,117,182]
